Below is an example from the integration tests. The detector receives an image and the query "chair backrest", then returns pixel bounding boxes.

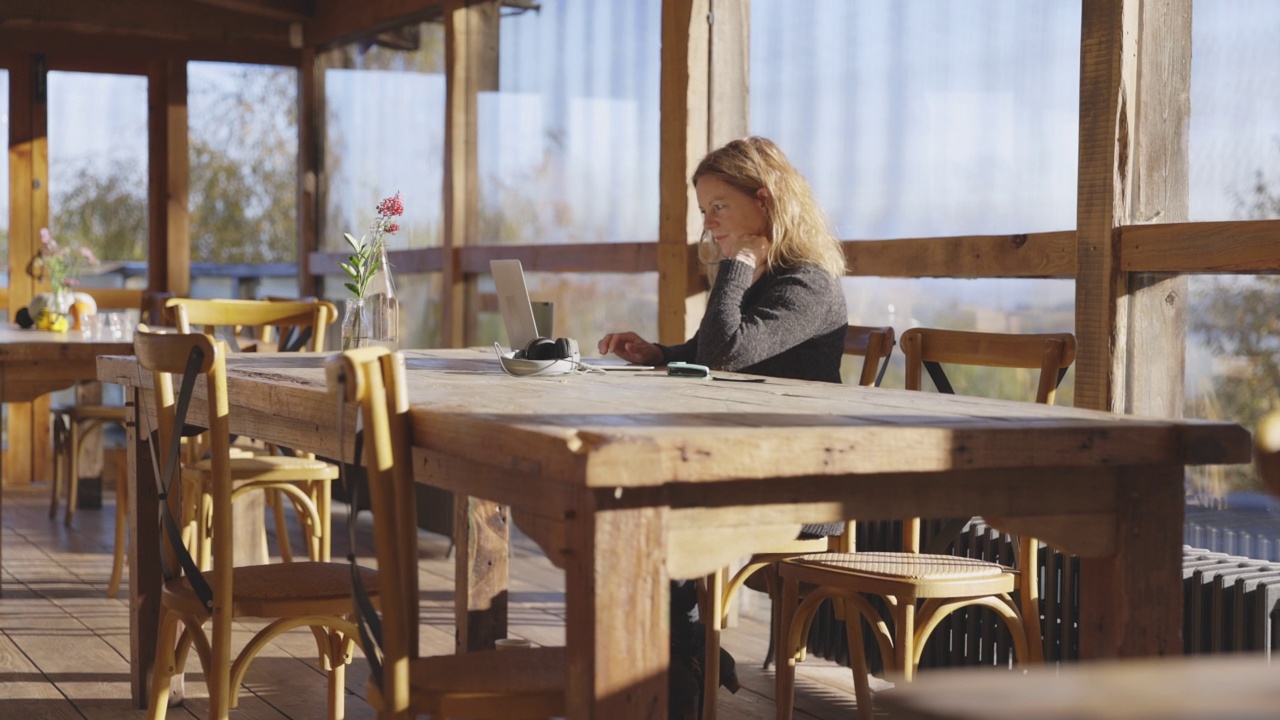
[167,297,338,352]
[132,326,233,611]
[900,328,1076,405]
[844,325,896,387]
[326,347,417,711]
[896,327,1076,553]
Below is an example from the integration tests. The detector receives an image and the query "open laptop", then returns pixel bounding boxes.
[490,259,653,371]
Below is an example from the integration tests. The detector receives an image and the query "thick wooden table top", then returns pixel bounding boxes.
[98,347,1249,485]
[0,324,134,402]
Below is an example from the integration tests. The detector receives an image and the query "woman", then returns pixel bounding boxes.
[598,136,848,383]
[600,137,850,719]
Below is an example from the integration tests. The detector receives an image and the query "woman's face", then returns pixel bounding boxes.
[695,174,768,258]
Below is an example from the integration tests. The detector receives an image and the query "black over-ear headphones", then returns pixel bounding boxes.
[522,336,579,361]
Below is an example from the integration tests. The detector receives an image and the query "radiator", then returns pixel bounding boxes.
[1183,547,1280,657]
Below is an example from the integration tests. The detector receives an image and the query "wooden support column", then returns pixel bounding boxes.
[6,54,49,490]
[658,0,711,345]
[658,0,749,345]
[444,0,504,654]
[1076,0,1190,416]
[442,0,498,349]
[147,59,190,297]
[1124,1,1191,418]
[298,45,323,299]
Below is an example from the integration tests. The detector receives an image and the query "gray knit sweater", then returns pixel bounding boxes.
[658,259,848,384]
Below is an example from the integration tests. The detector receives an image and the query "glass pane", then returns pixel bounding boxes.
[1189,1,1280,222]
[1186,274,1280,559]
[752,0,1081,240]
[482,1,661,245]
[188,62,298,299]
[47,71,148,293]
[322,23,446,348]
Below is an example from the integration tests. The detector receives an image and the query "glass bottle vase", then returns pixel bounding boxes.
[341,297,374,350]
[365,244,400,349]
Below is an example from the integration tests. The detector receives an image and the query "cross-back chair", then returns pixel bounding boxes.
[166,296,342,568]
[326,347,566,719]
[775,327,1075,720]
[697,325,896,720]
[133,326,373,720]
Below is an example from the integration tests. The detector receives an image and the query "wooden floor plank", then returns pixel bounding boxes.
[1,483,862,719]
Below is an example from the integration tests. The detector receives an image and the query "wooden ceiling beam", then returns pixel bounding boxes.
[0,0,293,48]
[307,0,446,49]
[0,27,301,66]
[187,0,313,23]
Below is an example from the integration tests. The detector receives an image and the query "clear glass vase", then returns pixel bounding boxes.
[365,244,400,349]
[341,297,372,350]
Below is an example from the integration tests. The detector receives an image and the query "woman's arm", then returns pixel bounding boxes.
[694,259,842,371]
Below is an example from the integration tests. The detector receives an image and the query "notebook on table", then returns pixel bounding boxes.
[490,259,654,372]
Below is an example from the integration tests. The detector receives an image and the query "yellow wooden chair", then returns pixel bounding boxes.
[134,326,373,720]
[775,327,1075,720]
[698,325,895,720]
[327,347,565,719]
[168,297,341,568]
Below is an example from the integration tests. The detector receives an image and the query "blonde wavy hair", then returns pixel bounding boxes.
[692,136,847,278]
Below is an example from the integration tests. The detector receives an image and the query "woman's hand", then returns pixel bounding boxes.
[597,332,664,365]
[715,233,769,283]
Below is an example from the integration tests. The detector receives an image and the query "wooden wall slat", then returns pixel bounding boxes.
[844,231,1077,278]
[1121,219,1280,272]
[147,60,190,297]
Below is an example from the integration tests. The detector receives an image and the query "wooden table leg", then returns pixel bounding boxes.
[564,493,668,719]
[127,388,163,708]
[1078,463,1184,658]
[454,495,510,651]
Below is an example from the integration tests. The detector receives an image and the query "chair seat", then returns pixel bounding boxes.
[792,551,1012,579]
[783,551,1017,598]
[187,454,341,481]
[367,646,566,719]
[163,561,377,616]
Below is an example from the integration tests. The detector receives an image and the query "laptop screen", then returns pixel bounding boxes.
[490,259,540,352]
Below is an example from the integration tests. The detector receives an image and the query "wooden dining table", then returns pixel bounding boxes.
[98,348,1251,718]
[0,325,133,596]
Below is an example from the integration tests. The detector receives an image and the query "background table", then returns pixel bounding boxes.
[0,326,132,596]
[99,349,1251,718]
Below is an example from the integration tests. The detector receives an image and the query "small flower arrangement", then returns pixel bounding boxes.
[31,228,98,292]
[340,192,404,299]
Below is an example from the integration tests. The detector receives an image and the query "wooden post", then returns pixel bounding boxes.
[444,0,505,653]
[442,0,498,349]
[1075,0,1190,416]
[148,58,190,298]
[298,45,323,300]
[659,0,750,346]
[6,54,49,491]
[1123,0,1191,419]
[658,0,711,346]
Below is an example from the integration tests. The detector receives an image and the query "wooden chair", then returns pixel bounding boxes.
[167,297,342,568]
[134,326,373,720]
[326,347,565,719]
[48,288,173,597]
[775,327,1076,720]
[698,325,896,720]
